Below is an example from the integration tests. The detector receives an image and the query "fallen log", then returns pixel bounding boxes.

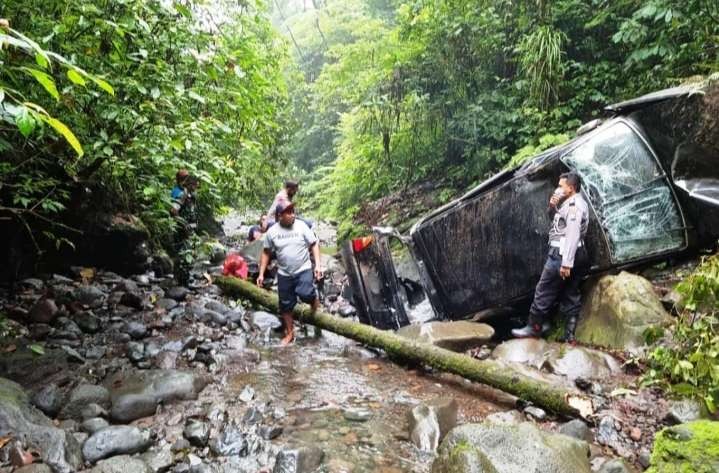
[215,275,590,418]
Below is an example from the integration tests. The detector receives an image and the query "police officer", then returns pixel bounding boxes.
[512,171,589,342]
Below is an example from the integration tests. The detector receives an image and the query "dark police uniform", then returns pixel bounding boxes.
[523,193,589,339]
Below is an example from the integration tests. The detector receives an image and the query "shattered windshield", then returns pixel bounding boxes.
[561,122,685,262]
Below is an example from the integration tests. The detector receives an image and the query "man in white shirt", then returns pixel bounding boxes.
[257,201,322,345]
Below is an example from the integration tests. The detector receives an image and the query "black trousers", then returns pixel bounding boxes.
[528,246,589,325]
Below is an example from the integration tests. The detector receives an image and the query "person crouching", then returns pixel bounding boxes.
[256,202,322,345]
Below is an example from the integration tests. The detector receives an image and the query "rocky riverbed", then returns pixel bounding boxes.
[0,219,714,473]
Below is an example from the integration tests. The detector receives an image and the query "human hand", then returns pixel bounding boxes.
[550,194,562,208]
[314,267,324,281]
[560,266,571,279]
[256,274,264,288]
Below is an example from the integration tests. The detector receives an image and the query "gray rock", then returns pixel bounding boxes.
[29,298,59,324]
[128,341,146,362]
[205,300,230,314]
[157,298,179,311]
[81,417,110,434]
[28,323,52,340]
[74,430,89,445]
[249,311,282,331]
[121,291,145,310]
[258,425,283,440]
[666,398,708,424]
[60,345,85,363]
[172,438,191,453]
[183,418,210,447]
[75,311,101,334]
[484,410,523,425]
[239,385,255,403]
[273,445,324,473]
[0,378,82,473]
[141,448,175,473]
[107,370,208,423]
[432,444,498,473]
[20,278,45,291]
[204,310,227,326]
[114,279,140,294]
[89,455,150,473]
[396,321,495,352]
[81,403,108,420]
[15,465,53,473]
[343,408,373,422]
[74,286,106,307]
[242,406,263,425]
[598,459,636,473]
[576,272,673,351]
[408,398,458,451]
[166,287,190,302]
[32,383,63,417]
[433,422,591,473]
[523,406,546,421]
[126,321,148,340]
[559,419,592,442]
[596,416,623,453]
[86,346,107,360]
[82,425,152,463]
[153,351,178,370]
[59,384,110,420]
[226,310,245,324]
[209,424,247,456]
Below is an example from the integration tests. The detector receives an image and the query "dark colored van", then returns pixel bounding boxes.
[343,83,719,330]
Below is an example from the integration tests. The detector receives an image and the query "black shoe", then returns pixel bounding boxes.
[512,323,542,338]
[559,316,578,344]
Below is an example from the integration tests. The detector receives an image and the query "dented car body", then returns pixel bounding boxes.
[343,83,719,330]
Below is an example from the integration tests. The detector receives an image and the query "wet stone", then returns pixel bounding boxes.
[121,291,145,310]
[86,346,107,360]
[74,286,106,307]
[81,417,110,434]
[82,425,152,463]
[153,351,179,370]
[32,383,63,417]
[559,419,592,442]
[273,445,324,473]
[243,406,263,425]
[183,418,210,447]
[126,321,148,340]
[396,321,495,352]
[166,286,190,301]
[249,311,282,331]
[205,300,229,314]
[172,438,191,453]
[204,310,227,326]
[408,398,458,452]
[128,341,146,362]
[209,424,248,457]
[75,311,101,334]
[157,298,179,311]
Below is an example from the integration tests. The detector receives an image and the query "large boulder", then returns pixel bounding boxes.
[408,398,458,451]
[0,378,82,473]
[646,420,719,473]
[576,272,673,351]
[396,321,495,352]
[78,213,151,275]
[491,339,621,381]
[432,422,591,473]
[58,384,110,420]
[106,370,208,423]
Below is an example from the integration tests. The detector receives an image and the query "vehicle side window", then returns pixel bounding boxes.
[561,122,685,262]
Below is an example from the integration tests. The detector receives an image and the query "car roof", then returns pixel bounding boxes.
[605,83,705,114]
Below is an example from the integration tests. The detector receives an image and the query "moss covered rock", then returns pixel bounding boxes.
[432,440,498,473]
[432,422,591,473]
[646,420,719,473]
[576,272,672,351]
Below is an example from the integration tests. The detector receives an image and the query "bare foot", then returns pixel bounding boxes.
[280,333,295,346]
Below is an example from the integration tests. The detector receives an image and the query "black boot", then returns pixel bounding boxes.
[561,316,578,344]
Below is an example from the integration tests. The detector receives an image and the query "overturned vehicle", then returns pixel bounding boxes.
[342,82,719,330]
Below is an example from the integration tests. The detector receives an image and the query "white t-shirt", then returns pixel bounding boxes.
[263,220,317,276]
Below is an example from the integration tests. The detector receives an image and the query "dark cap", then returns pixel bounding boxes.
[275,201,295,217]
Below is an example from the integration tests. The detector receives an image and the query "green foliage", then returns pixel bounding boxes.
[1,0,290,258]
[277,0,718,237]
[643,254,719,412]
[505,133,571,169]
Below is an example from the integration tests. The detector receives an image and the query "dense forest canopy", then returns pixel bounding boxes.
[276,0,719,237]
[1,0,718,265]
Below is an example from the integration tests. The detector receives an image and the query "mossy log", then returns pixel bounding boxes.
[215,275,588,418]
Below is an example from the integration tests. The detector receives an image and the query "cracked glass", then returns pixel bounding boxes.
[561,122,685,262]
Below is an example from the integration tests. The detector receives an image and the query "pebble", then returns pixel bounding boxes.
[523,406,547,421]
[239,385,255,403]
[342,408,372,422]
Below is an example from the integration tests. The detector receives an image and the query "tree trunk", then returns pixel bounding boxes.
[215,275,590,419]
